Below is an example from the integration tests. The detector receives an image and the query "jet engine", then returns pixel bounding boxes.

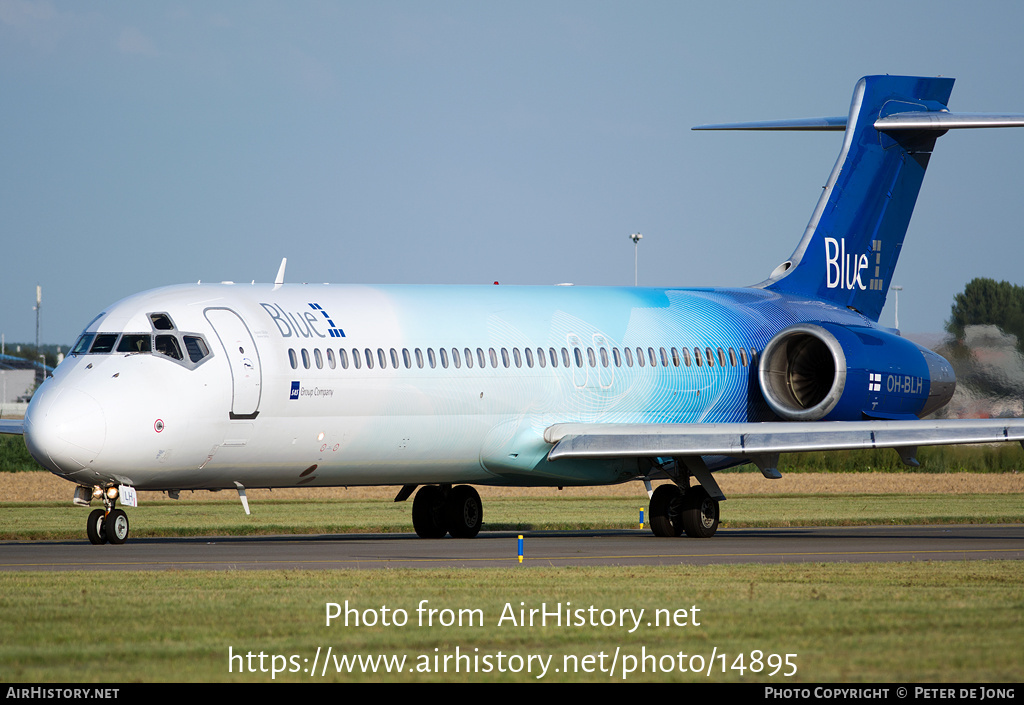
[757,322,955,421]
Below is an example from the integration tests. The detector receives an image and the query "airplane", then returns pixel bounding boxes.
[3,74,1024,545]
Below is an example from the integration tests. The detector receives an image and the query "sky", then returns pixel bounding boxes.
[2,0,1024,347]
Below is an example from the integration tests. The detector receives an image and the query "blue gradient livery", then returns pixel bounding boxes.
[5,75,1024,543]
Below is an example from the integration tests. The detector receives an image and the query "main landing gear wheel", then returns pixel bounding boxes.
[649,484,684,537]
[412,485,483,538]
[445,485,482,539]
[86,509,107,545]
[681,486,719,538]
[412,485,448,538]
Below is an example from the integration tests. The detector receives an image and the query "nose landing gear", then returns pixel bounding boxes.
[82,486,131,545]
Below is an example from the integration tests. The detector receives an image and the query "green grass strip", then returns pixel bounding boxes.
[0,562,1021,682]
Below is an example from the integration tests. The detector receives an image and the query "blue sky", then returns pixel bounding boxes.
[3,1,1024,347]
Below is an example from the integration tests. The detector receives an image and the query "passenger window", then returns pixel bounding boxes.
[600,347,609,367]
[183,336,209,363]
[155,335,183,361]
[573,348,583,368]
[740,348,748,366]
[440,348,449,369]
[586,348,596,367]
[390,348,400,369]
[670,347,680,367]
[624,347,633,367]
[453,348,462,369]
[524,348,533,368]
[351,349,361,369]
[660,347,669,367]
[613,348,621,367]
[339,349,349,369]
[315,349,324,369]
[561,348,571,368]
[302,349,311,369]
[289,349,298,369]
[403,349,412,368]
[728,348,737,367]
[536,347,545,368]
[649,347,658,367]
[683,347,692,367]
[377,349,387,369]
[364,349,374,369]
[501,348,510,368]
[636,347,645,367]
[117,334,151,354]
[705,348,715,367]
[463,349,472,369]
[549,348,558,368]
[428,348,436,368]
[326,348,336,369]
[415,348,424,369]
[477,348,486,368]
[693,347,702,366]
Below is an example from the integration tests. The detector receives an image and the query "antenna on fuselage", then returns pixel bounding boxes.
[273,258,287,290]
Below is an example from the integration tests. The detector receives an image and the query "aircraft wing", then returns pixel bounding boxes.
[545,419,1024,472]
[0,419,25,435]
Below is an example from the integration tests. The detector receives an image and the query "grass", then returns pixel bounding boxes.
[1,562,1021,682]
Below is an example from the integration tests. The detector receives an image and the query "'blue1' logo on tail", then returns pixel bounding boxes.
[825,238,886,292]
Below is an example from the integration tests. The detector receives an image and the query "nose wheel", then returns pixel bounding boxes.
[84,489,131,545]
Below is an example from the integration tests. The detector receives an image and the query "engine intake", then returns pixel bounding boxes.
[759,324,847,421]
[758,322,955,421]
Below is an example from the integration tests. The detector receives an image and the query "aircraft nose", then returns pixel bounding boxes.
[24,386,107,478]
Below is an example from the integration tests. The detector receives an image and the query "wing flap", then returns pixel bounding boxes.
[545,419,1024,461]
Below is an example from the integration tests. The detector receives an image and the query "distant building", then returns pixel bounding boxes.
[0,354,53,403]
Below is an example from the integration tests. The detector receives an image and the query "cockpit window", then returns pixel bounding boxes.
[183,336,210,363]
[71,333,95,355]
[155,335,183,361]
[150,313,175,330]
[90,334,119,354]
[116,334,152,354]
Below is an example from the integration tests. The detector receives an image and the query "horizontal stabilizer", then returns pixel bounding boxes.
[875,112,1024,130]
[544,419,1024,461]
[692,116,847,131]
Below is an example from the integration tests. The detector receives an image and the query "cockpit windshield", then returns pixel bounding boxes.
[69,314,212,369]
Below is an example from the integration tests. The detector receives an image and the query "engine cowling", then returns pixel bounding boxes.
[757,322,955,421]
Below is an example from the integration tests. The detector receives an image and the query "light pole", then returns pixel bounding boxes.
[890,285,903,329]
[629,233,643,286]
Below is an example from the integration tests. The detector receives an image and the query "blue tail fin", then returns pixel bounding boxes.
[697,74,1024,322]
[761,75,955,321]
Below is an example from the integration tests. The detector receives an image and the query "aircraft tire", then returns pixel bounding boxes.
[649,484,684,537]
[86,509,107,545]
[445,485,482,539]
[106,509,130,545]
[681,486,719,538]
[412,485,448,538]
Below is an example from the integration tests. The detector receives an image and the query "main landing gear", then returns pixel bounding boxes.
[648,483,719,538]
[80,486,131,545]
[410,484,482,538]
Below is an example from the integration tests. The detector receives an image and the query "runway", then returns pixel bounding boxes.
[1,524,1022,571]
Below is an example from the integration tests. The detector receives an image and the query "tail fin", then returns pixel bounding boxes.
[696,75,1024,322]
